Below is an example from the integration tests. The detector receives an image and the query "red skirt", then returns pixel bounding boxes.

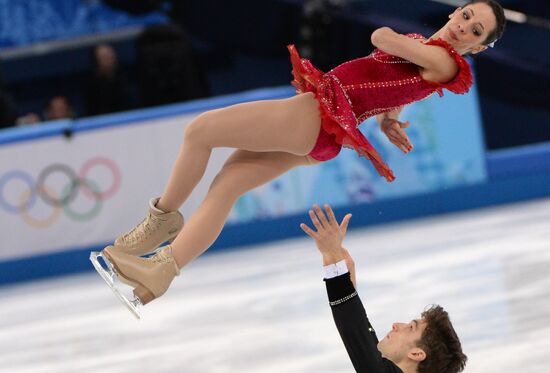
[288,45,395,182]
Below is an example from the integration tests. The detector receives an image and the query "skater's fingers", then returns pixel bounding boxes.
[392,130,412,153]
[309,209,323,231]
[397,132,412,150]
[393,127,407,141]
[389,136,408,153]
[389,128,404,141]
[384,120,412,152]
[382,118,398,130]
[396,129,413,150]
[392,139,407,153]
[387,133,399,144]
[386,131,397,142]
[313,204,329,227]
[340,213,352,235]
[300,223,317,238]
[399,120,410,129]
[324,204,338,226]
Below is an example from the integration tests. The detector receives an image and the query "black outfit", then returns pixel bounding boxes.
[85,71,132,116]
[136,24,210,108]
[0,71,17,129]
[0,90,17,129]
[325,273,403,373]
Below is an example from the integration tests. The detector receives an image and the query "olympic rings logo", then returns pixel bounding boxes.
[0,157,121,228]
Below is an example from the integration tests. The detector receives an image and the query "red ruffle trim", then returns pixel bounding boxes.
[424,38,473,97]
[288,45,396,182]
[327,122,396,182]
[288,44,323,94]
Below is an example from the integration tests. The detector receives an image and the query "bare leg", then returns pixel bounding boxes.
[170,150,316,268]
[94,150,317,311]
[156,92,321,212]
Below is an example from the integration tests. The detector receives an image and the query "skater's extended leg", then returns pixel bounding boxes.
[112,93,321,256]
[170,150,314,268]
[156,92,321,212]
[99,150,315,306]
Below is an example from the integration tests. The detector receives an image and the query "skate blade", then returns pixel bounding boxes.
[90,251,142,319]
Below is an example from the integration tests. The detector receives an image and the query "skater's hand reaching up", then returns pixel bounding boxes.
[300,204,352,266]
[381,118,413,154]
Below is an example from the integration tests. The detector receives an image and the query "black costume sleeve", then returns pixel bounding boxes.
[325,273,403,373]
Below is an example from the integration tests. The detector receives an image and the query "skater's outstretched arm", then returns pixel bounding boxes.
[371,2,505,83]
[370,27,459,84]
[301,205,402,372]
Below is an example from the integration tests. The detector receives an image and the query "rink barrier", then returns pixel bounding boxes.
[486,142,550,180]
[1,87,550,286]
[1,150,549,286]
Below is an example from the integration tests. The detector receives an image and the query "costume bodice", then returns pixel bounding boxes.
[316,34,472,124]
[287,35,473,182]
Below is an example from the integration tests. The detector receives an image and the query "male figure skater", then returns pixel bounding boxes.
[301,204,467,373]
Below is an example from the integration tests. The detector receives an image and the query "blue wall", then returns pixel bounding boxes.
[1,87,550,286]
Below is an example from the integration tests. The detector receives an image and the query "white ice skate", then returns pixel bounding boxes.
[90,251,143,319]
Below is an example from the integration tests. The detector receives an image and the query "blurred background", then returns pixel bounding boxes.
[0,0,548,147]
[0,1,549,372]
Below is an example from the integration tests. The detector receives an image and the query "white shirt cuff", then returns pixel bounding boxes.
[324,259,349,279]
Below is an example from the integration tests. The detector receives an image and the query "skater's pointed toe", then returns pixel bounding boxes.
[89,250,142,319]
[102,245,180,306]
[102,245,115,253]
[103,245,132,263]
[93,202,181,316]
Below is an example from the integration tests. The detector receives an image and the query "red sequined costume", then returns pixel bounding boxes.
[288,34,473,182]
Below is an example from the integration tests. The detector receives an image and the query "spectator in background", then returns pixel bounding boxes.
[0,91,18,129]
[0,70,18,130]
[44,95,74,121]
[16,113,41,126]
[137,24,209,108]
[299,0,342,71]
[85,43,132,116]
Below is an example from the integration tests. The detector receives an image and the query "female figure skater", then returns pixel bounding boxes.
[92,0,506,315]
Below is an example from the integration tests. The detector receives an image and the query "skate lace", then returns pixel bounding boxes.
[122,214,161,245]
[151,248,174,264]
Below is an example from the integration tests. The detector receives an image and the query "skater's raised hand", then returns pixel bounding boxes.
[300,204,352,264]
[381,118,413,154]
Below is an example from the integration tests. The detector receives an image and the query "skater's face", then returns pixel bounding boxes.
[441,3,497,55]
[378,319,427,365]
